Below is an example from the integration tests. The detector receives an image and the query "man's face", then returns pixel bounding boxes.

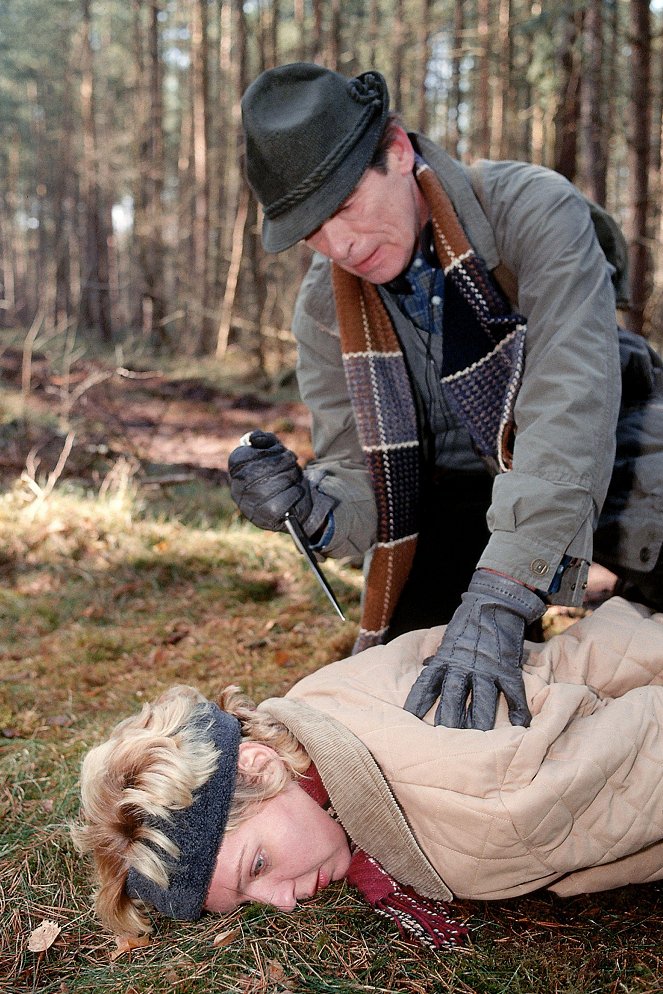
[304,127,428,284]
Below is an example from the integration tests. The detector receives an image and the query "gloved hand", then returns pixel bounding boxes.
[403,569,546,731]
[228,430,336,538]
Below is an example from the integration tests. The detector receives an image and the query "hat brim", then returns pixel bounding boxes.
[261,104,390,254]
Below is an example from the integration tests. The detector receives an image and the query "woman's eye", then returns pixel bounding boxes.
[252,853,266,877]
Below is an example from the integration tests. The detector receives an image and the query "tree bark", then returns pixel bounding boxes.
[582,0,607,205]
[79,0,113,341]
[191,0,213,352]
[446,0,464,157]
[133,0,167,347]
[553,7,583,182]
[392,0,406,112]
[215,0,248,357]
[415,0,432,133]
[626,0,652,335]
[53,74,75,327]
[475,0,492,159]
[492,0,512,160]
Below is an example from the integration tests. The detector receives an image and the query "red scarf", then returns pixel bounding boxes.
[301,763,468,951]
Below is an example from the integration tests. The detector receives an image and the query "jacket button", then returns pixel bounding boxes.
[531,558,550,576]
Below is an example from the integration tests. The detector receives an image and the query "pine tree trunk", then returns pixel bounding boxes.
[215,0,248,357]
[492,0,512,160]
[133,0,167,346]
[414,0,432,132]
[582,0,607,205]
[446,0,464,157]
[626,0,652,335]
[53,64,75,327]
[475,0,492,159]
[79,0,113,341]
[392,0,406,112]
[191,0,213,352]
[553,7,583,182]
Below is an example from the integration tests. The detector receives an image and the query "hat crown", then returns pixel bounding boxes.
[241,63,389,252]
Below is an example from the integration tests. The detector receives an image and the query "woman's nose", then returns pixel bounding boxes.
[256,879,297,913]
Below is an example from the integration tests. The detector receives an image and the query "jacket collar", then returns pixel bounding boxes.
[411,133,500,271]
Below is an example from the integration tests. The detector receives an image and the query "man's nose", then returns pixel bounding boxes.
[308,219,351,263]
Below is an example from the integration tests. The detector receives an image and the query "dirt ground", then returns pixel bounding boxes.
[0,344,617,607]
[0,347,314,486]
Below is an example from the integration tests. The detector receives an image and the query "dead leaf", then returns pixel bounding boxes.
[147,646,168,667]
[274,649,292,668]
[41,798,54,813]
[212,927,241,948]
[112,581,142,600]
[268,959,287,984]
[109,933,150,961]
[82,604,105,619]
[165,623,189,645]
[27,919,61,952]
[47,714,72,727]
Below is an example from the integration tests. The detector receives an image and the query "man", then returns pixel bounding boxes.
[228,63,663,732]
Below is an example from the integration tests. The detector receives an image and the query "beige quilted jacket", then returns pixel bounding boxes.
[261,598,663,901]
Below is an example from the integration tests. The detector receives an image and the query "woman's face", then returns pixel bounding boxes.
[204,771,352,914]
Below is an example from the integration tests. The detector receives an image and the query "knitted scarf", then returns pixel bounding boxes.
[300,762,468,951]
[333,162,527,652]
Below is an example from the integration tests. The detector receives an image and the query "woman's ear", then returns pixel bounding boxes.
[236,740,282,775]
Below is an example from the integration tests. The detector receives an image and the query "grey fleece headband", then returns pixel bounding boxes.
[125,702,241,921]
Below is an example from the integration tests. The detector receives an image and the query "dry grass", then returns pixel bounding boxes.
[1,349,662,993]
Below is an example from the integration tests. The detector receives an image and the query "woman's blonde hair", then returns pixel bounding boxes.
[72,685,310,936]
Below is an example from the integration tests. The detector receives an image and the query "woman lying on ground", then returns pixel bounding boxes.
[73,597,663,951]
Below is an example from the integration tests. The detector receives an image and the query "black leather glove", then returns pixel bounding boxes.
[404,569,546,731]
[228,430,336,538]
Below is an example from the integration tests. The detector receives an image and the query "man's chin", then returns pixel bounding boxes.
[351,260,405,285]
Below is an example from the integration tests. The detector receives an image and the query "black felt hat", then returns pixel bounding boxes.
[241,63,390,253]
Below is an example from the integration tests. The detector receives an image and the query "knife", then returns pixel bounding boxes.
[239,433,346,621]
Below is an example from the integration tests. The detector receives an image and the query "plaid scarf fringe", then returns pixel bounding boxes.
[346,849,468,951]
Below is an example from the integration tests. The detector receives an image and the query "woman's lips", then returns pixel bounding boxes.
[315,867,331,895]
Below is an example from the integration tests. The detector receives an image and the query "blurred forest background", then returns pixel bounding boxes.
[2,0,663,374]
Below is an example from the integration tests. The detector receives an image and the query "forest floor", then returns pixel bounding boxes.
[1,333,660,994]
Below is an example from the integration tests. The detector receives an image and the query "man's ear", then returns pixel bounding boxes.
[387,126,415,176]
[237,740,282,775]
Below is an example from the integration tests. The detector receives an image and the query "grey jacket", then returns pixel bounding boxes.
[293,136,662,604]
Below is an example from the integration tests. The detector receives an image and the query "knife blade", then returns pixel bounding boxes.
[238,432,345,621]
[284,512,345,620]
